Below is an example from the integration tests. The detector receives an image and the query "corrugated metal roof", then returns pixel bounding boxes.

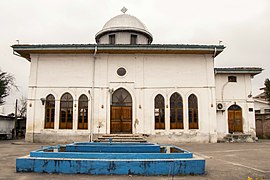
[12,43,225,49]
[11,43,225,61]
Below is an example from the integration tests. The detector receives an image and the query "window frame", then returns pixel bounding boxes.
[130,34,138,45]
[154,94,165,130]
[44,94,55,129]
[228,76,237,82]
[170,92,184,129]
[59,92,73,129]
[78,94,88,130]
[188,94,199,129]
[109,34,116,44]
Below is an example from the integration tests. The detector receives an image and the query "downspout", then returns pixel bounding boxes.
[209,48,217,143]
[90,45,97,142]
[213,47,217,58]
[33,55,39,142]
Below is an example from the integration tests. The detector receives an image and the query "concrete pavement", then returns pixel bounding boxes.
[0,139,269,180]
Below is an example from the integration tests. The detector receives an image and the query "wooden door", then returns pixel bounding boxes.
[111,106,132,133]
[228,105,243,133]
[110,88,132,134]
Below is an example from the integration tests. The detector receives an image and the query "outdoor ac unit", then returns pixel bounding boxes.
[216,103,226,111]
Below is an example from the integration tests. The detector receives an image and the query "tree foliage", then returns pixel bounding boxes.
[265,78,270,104]
[17,96,27,118]
[0,70,16,105]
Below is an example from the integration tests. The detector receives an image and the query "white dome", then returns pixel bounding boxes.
[95,14,153,43]
[103,14,148,31]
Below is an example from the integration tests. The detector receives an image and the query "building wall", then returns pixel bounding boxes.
[254,100,270,114]
[98,32,149,44]
[0,118,15,134]
[26,53,217,143]
[215,73,256,139]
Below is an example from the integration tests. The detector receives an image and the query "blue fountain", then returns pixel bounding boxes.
[16,142,205,175]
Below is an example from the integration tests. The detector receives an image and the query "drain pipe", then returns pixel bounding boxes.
[212,47,217,58]
[90,45,97,142]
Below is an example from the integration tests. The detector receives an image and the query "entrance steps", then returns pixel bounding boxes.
[94,134,147,142]
[218,133,257,143]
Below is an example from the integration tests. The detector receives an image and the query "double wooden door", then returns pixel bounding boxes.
[111,106,132,134]
[228,105,243,133]
[110,88,132,134]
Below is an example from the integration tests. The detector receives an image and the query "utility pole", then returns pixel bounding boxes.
[14,99,18,138]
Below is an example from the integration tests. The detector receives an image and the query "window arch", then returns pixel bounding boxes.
[78,94,88,130]
[170,92,183,129]
[59,92,73,129]
[154,94,165,129]
[44,94,55,129]
[188,94,199,129]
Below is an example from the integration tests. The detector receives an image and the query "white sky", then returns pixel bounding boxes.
[0,0,269,114]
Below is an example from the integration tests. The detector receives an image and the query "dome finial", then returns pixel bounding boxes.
[121,7,128,14]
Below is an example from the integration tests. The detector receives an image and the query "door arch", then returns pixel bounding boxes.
[110,88,132,134]
[228,104,243,133]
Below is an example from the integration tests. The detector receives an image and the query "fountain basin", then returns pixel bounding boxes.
[16,142,205,175]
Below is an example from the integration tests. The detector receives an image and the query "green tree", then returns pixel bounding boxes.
[264,78,270,104]
[0,70,16,105]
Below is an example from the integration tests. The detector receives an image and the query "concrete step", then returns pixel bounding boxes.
[94,134,147,143]
[97,139,147,142]
[221,133,256,143]
[101,134,142,137]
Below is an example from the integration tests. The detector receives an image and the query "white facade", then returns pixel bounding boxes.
[215,73,257,139]
[12,13,262,143]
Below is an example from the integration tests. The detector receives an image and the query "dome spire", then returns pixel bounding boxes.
[121,7,128,14]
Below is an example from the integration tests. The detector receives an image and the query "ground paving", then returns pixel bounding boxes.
[0,139,269,180]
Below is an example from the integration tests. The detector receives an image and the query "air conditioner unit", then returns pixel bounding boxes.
[216,102,226,111]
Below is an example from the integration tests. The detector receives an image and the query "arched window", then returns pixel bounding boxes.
[44,94,55,129]
[188,94,199,129]
[154,94,165,129]
[59,92,73,129]
[78,94,88,130]
[170,92,183,129]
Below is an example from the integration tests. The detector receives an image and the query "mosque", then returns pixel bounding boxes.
[12,10,262,143]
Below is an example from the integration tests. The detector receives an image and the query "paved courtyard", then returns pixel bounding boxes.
[0,139,269,180]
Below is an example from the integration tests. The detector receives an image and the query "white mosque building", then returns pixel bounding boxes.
[12,11,262,143]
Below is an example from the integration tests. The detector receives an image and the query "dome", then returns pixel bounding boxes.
[103,14,147,31]
[95,14,153,44]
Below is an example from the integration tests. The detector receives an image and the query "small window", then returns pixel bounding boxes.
[130,34,137,45]
[265,109,270,113]
[228,76,237,82]
[109,34,115,44]
[255,110,260,114]
[117,67,126,76]
[248,108,253,112]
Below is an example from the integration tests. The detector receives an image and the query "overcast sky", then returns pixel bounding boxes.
[0,0,269,114]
